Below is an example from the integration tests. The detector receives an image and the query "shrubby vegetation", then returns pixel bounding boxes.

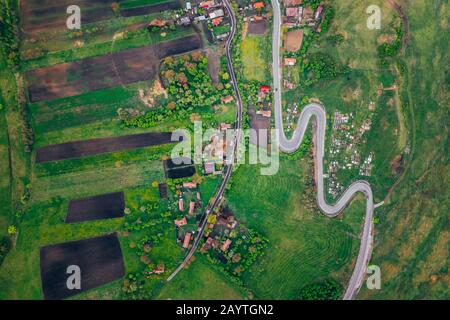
[0,0,20,68]
[126,52,232,128]
[0,236,11,266]
[298,279,342,300]
[301,52,349,87]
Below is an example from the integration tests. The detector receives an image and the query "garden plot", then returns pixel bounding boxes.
[27,34,203,102]
[36,132,175,163]
[163,157,196,179]
[66,192,125,223]
[20,0,127,33]
[248,20,268,35]
[248,106,270,148]
[121,1,180,17]
[40,233,125,300]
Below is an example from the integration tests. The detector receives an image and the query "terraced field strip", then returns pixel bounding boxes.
[36,132,175,163]
[121,0,180,17]
[26,34,203,102]
[21,0,130,33]
[31,159,164,202]
[29,81,146,136]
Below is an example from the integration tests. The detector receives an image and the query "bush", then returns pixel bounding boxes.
[298,279,342,300]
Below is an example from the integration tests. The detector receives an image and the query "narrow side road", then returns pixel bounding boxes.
[271,0,375,300]
[167,0,243,282]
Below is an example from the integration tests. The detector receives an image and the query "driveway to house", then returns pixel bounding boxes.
[271,0,375,300]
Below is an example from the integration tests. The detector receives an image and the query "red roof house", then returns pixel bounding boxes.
[253,2,265,9]
[183,232,192,248]
[221,239,232,251]
[212,17,223,26]
[260,85,271,93]
[188,201,196,216]
[174,216,187,227]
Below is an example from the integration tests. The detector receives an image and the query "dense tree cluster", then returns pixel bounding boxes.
[301,52,349,87]
[126,52,232,128]
[0,0,20,68]
[298,279,342,300]
[162,53,231,109]
[378,25,404,58]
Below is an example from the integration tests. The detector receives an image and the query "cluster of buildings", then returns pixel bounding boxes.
[201,207,238,257]
[256,85,273,118]
[173,181,203,249]
[284,103,299,132]
[283,0,324,28]
[326,111,374,198]
[181,0,231,41]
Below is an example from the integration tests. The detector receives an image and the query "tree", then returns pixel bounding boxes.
[111,2,120,15]
[7,225,17,236]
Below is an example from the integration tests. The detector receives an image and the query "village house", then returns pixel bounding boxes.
[174,216,187,227]
[220,122,232,131]
[221,95,234,104]
[179,16,191,26]
[286,7,299,17]
[315,5,324,20]
[199,0,215,9]
[183,232,192,249]
[148,19,167,28]
[178,197,184,212]
[209,9,224,19]
[200,237,219,252]
[183,181,197,188]
[256,109,272,118]
[212,17,223,26]
[284,0,302,6]
[284,57,297,66]
[302,7,315,24]
[188,201,196,216]
[253,1,265,10]
[204,162,215,174]
[221,239,232,251]
[152,263,165,274]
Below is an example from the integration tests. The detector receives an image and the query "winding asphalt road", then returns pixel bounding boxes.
[169,0,375,300]
[271,0,374,299]
[167,0,243,282]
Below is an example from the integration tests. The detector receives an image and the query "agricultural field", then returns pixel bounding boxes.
[226,159,365,299]
[0,0,447,303]
[157,256,248,300]
[240,34,271,82]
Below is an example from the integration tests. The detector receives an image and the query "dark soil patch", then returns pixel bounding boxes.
[40,233,125,300]
[20,0,120,33]
[248,20,268,35]
[120,2,180,17]
[36,132,177,163]
[27,34,203,102]
[248,106,269,148]
[158,183,168,199]
[66,192,125,223]
[163,157,196,179]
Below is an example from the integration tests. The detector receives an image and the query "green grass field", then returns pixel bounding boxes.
[240,34,271,82]
[357,0,449,299]
[157,256,248,300]
[226,159,365,299]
